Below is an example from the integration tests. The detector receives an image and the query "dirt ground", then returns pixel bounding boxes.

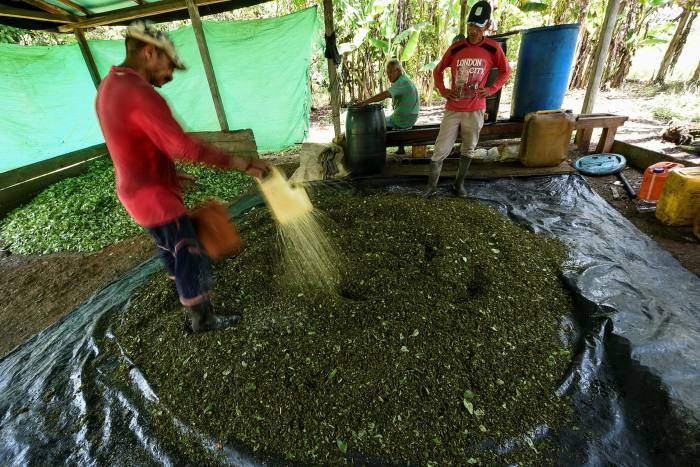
[579,165,700,276]
[0,235,154,357]
[1,91,699,359]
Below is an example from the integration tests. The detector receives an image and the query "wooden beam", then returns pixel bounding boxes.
[322,0,341,140]
[74,29,101,89]
[386,121,523,146]
[0,158,102,218]
[20,0,74,17]
[192,129,259,160]
[0,144,108,191]
[58,0,229,32]
[185,0,229,132]
[55,0,91,16]
[581,0,621,114]
[382,161,574,179]
[0,5,70,23]
[611,140,699,170]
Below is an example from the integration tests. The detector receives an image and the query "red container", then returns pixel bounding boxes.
[638,162,684,202]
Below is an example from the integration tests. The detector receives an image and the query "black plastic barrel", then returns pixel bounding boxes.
[345,104,386,175]
[484,37,507,124]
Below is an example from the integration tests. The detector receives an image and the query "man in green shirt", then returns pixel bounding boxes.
[356,58,420,130]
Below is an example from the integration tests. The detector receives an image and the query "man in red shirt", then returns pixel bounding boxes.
[96,20,269,333]
[425,1,511,197]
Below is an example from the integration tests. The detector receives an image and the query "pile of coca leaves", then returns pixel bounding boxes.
[106,190,576,465]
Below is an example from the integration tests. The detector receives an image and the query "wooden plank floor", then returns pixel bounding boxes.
[382,159,574,178]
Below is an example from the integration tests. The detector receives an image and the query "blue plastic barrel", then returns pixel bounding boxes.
[511,24,580,120]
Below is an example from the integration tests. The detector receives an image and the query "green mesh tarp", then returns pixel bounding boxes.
[0,7,322,173]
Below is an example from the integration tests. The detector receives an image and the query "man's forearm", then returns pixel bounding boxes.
[358,90,391,106]
[362,94,383,105]
[433,61,448,94]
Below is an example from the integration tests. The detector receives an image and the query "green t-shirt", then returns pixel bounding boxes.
[387,73,419,129]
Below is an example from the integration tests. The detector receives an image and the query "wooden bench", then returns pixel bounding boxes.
[386,120,524,147]
[574,113,629,153]
[386,113,629,156]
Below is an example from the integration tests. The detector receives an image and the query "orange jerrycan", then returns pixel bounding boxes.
[638,162,684,202]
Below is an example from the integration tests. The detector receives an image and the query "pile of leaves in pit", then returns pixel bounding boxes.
[0,157,254,254]
[109,191,576,466]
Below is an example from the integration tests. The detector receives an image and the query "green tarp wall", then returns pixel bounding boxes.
[0,7,321,173]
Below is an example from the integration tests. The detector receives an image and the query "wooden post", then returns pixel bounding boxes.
[459,0,467,36]
[74,28,101,89]
[185,0,229,132]
[323,0,341,140]
[581,0,621,114]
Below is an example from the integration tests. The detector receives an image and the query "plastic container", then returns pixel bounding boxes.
[519,110,575,167]
[655,167,700,226]
[345,104,386,175]
[258,166,313,224]
[510,24,580,120]
[638,162,685,202]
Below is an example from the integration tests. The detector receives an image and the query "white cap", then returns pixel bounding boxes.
[126,20,186,70]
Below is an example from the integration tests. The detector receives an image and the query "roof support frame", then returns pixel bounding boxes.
[74,28,101,89]
[20,0,75,18]
[322,0,341,139]
[57,0,229,32]
[185,0,229,132]
[55,0,91,16]
[0,5,69,23]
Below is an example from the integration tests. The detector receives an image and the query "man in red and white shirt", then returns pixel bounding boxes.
[96,20,269,333]
[425,1,511,197]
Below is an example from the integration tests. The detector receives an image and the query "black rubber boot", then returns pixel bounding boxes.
[421,160,443,197]
[187,301,241,333]
[452,156,472,198]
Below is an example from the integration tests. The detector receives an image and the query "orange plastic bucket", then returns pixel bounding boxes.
[638,162,684,202]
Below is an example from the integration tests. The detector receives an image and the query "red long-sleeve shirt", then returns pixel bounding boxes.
[95,66,232,227]
[433,37,511,113]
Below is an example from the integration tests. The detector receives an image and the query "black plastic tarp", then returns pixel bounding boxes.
[1,174,698,465]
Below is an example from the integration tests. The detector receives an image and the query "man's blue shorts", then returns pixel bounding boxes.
[148,215,212,306]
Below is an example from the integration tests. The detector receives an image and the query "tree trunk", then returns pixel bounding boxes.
[605,0,642,88]
[553,0,580,24]
[568,0,592,89]
[654,6,697,83]
[667,10,697,79]
[692,60,700,83]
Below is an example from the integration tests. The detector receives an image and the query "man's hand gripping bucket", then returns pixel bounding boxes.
[257,166,313,224]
